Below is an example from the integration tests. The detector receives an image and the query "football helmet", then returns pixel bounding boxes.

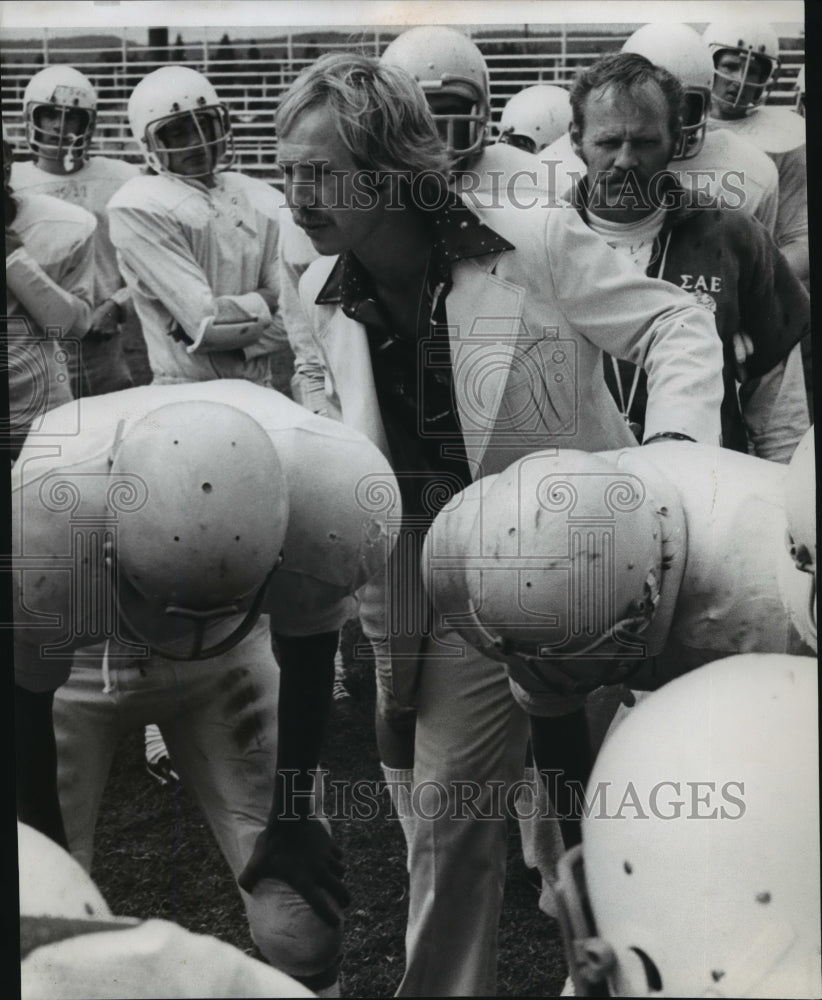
[461,450,664,695]
[381,26,490,163]
[498,84,571,155]
[127,65,234,178]
[109,401,288,660]
[703,20,781,113]
[622,23,714,159]
[554,652,821,998]
[23,65,97,168]
[782,426,816,650]
[19,821,112,922]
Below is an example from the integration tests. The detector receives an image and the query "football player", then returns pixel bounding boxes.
[13,380,400,997]
[13,65,145,392]
[422,425,816,847]
[703,20,808,288]
[4,122,95,457]
[108,66,287,388]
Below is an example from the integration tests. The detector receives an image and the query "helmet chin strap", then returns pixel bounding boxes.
[465,563,662,698]
[109,554,281,662]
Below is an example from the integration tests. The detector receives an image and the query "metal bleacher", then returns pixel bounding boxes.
[0,24,806,182]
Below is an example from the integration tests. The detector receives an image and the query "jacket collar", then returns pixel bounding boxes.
[315,192,513,311]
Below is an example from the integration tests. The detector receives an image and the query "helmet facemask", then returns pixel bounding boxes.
[423,77,489,164]
[673,87,710,159]
[144,104,235,179]
[498,129,538,155]
[26,100,96,171]
[710,47,778,114]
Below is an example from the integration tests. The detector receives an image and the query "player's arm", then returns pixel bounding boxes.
[546,206,724,445]
[240,190,294,361]
[238,629,350,927]
[6,221,96,337]
[734,217,811,461]
[774,145,809,288]
[108,201,278,356]
[280,217,329,413]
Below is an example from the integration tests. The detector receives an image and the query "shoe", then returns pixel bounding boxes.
[332,675,352,702]
[145,755,180,787]
[332,652,351,702]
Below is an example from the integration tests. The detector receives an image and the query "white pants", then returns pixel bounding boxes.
[52,616,342,981]
[396,630,530,997]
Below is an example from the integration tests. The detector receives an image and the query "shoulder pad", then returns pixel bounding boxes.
[724,106,806,154]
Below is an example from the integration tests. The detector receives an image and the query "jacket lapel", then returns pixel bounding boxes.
[446,255,525,472]
[321,311,391,459]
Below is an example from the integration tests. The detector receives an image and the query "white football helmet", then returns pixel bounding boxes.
[459,450,665,697]
[555,653,821,998]
[23,65,97,168]
[782,426,816,650]
[498,84,571,155]
[19,822,111,922]
[110,401,288,660]
[381,26,490,163]
[703,20,781,113]
[127,65,235,178]
[622,23,714,159]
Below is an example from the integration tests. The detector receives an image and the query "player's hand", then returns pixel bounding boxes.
[5,227,24,257]
[88,299,122,337]
[168,322,194,345]
[237,817,350,927]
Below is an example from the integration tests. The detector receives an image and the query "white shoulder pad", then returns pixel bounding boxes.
[724,105,806,154]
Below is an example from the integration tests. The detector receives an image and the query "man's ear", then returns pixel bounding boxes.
[569,121,584,161]
[670,116,683,160]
